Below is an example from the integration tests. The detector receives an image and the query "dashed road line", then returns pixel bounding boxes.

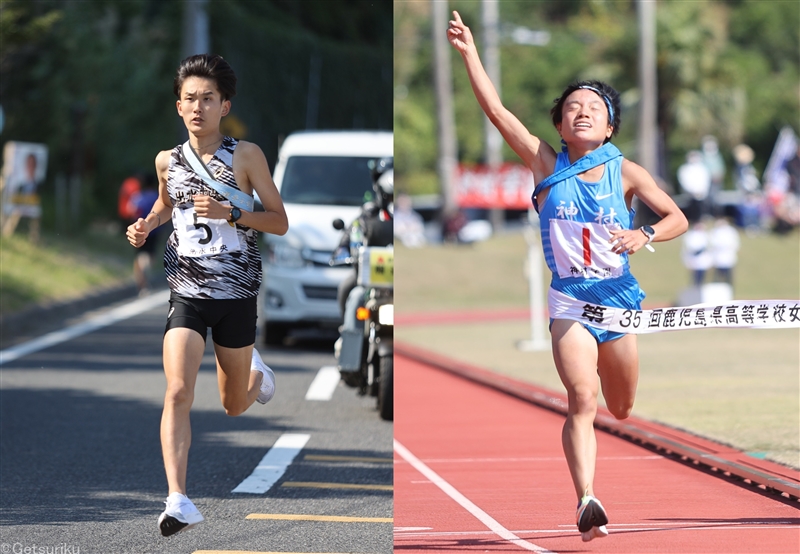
[246,513,392,523]
[232,433,310,494]
[305,366,340,400]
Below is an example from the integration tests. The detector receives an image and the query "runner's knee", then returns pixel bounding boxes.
[569,386,598,416]
[164,383,194,408]
[222,399,247,417]
[607,399,633,420]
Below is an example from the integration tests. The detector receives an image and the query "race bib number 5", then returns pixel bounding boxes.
[173,206,242,258]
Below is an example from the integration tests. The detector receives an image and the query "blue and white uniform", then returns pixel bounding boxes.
[537,146,645,342]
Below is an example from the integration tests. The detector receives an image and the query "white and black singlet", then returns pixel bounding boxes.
[164,136,261,299]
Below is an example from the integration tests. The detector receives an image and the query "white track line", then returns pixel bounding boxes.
[396,522,800,539]
[232,433,310,494]
[398,454,662,464]
[0,289,170,366]
[305,366,340,401]
[393,439,557,554]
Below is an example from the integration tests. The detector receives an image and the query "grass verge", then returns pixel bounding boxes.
[0,226,136,315]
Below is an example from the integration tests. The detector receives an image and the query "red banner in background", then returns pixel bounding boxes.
[455,163,534,209]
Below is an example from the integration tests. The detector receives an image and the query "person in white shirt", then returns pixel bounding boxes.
[677,150,711,223]
[681,220,713,286]
[709,218,740,285]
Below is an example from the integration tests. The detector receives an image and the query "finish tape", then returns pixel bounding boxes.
[549,289,800,334]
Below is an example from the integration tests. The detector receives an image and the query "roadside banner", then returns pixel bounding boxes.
[455,163,533,209]
[1,141,48,221]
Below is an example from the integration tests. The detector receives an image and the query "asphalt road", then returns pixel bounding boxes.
[0,294,393,554]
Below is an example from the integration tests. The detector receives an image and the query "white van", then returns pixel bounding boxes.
[261,130,393,345]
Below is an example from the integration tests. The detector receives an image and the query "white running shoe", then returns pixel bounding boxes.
[252,348,276,404]
[581,525,609,542]
[576,494,609,534]
[157,492,204,537]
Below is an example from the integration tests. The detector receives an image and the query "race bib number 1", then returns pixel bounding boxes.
[173,206,242,258]
[549,219,624,280]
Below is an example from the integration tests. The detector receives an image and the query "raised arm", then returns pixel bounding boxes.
[448,10,556,181]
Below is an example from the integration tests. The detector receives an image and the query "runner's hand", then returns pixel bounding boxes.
[126,218,150,248]
[193,194,229,220]
[447,11,474,53]
[609,228,648,255]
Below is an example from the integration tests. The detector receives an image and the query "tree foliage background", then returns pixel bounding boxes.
[394,0,799,197]
[0,0,392,229]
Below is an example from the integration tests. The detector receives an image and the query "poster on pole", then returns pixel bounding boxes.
[455,163,534,209]
[2,141,48,219]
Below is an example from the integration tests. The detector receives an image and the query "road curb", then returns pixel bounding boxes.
[396,341,800,503]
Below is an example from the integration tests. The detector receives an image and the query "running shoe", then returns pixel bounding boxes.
[252,348,276,404]
[576,494,609,533]
[581,524,609,542]
[157,492,204,537]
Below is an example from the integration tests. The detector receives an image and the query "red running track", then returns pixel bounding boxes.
[394,352,800,553]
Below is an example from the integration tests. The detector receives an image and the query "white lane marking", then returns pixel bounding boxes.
[397,455,662,464]
[232,433,310,494]
[393,439,557,554]
[0,290,171,366]
[305,366,340,401]
[396,524,800,539]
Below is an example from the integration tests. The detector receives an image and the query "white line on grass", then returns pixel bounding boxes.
[305,366,340,401]
[393,439,557,553]
[232,433,310,494]
[0,289,171,366]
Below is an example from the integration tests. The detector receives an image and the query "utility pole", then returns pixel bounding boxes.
[182,0,209,59]
[637,0,658,179]
[482,0,504,231]
[179,0,210,142]
[432,1,459,222]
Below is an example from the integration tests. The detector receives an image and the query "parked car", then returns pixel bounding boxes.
[260,130,393,345]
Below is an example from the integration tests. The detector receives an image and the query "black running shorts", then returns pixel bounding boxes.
[165,292,257,348]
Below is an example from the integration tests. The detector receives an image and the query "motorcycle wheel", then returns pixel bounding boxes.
[377,354,393,421]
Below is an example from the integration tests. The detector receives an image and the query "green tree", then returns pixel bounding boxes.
[1,0,392,231]
[395,0,798,198]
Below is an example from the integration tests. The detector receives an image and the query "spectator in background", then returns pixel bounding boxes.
[394,193,427,248]
[773,145,800,234]
[677,150,711,223]
[681,220,712,287]
[131,173,161,294]
[732,144,763,231]
[709,217,740,286]
[702,136,725,217]
[118,172,144,225]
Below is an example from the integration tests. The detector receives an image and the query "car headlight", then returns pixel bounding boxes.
[268,242,305,268]
[378,304,394,326]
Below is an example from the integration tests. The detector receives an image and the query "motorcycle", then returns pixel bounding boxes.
[331,218,394,421]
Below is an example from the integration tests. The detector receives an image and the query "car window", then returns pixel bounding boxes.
[280,156,376,206]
